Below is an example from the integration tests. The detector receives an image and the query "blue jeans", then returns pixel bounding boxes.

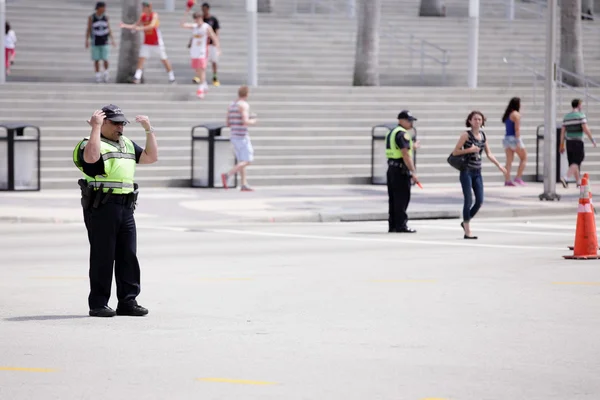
[460,169,484,222]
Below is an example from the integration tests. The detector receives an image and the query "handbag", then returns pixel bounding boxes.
[447,153,467,171]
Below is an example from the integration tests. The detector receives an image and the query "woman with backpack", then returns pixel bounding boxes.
[451,111,507,239]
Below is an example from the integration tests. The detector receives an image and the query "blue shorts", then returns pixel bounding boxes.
[91,45,110,61]
[503,135,525,150]
[231,136,254,162]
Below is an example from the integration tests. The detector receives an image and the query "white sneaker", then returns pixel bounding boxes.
[103,70,109,83]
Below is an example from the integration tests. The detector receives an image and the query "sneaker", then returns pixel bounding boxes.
[133,78,141,84]
[103,70,109,83]
[213,77,220,86]
[560,177,568,188]
[241,185,254,192]
[514,178,526,186]
[504,181,516,186]
[221,173,229,189]
[169,78,176,84]
[196,89,204,99]
[192,76,200,84]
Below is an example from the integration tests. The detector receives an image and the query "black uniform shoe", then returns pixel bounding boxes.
[397,227,417,233]
[116,304,149,317]
[89,306,116,318]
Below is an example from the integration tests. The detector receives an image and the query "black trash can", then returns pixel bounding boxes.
[371,123,417,185]
[535,123,565,183]
[0,123,41,191]
[191,123,237,188]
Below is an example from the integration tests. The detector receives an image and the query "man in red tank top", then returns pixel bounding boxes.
[120,1,175,84]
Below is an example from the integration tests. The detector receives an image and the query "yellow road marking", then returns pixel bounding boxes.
[31,277,86,280]
[197,278,254,281]
[553,281,600,286]
[421,398,449,400]
[0,367,57,373]
[197,377,276,385]
[369,279,437,283]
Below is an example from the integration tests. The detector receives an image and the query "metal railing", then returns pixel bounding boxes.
[408,34,450,85]
[503,48,600,110]
[292,0,355,18]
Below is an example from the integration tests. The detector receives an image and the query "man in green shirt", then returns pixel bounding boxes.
[559,98,596,188]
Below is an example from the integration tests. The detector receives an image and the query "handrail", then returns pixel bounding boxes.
[503,48,600,110]
[408,34,450,84]
[292,0,355,18]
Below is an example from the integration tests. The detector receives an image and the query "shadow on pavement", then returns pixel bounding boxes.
[5,315,88,322]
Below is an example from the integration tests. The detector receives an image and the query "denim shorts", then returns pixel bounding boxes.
[502,136,525,150]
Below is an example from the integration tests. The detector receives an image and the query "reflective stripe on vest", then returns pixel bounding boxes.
[385,126,413,159]
[73,135,137,194]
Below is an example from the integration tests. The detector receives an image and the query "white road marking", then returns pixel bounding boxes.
[413,224,574,237]
[137,225,190,232]
[210,229,562,251]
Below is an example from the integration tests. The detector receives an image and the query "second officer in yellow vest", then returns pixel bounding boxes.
[73,104,158,318]
[386,110,419,233]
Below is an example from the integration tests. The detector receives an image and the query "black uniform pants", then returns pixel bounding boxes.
[387,165,412,231]
[83,200,140,310]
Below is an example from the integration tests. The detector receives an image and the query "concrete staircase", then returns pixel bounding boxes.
[3,0,599,190]
[6,0,600,87]
[1,83,598,189]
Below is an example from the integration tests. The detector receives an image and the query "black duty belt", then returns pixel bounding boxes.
[387,159,406,168]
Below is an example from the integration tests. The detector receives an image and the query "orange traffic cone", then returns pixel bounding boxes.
[564,175,600,259]
[569,173,600,251]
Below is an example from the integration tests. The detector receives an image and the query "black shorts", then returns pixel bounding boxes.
[566,140,585,166]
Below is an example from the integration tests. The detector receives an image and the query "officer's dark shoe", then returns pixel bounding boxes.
[397,227,417,233]
[89,306,116,318]
[388,228,396,233]
[116,304,149,317]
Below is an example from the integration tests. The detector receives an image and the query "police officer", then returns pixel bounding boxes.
[386,110,419,233]
[73,105,158,317]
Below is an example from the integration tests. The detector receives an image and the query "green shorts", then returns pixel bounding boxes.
[91,45,110,61]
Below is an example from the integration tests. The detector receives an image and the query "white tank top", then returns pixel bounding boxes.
[189,22,209,59]
[228,100,249,137]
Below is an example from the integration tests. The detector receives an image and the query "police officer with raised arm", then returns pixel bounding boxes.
[385,110,420,233]
[73,105,158,317]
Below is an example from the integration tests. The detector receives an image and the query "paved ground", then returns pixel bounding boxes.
[2,214,600,400]
[0,182,587,226]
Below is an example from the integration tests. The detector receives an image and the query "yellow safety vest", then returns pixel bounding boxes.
[73,136,137,194]
[385,126,413,159]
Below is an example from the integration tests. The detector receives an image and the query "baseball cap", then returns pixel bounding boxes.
[397,110,417,121]
[102,104,130,124]
[142,1,151,7]
[95,1,106,9]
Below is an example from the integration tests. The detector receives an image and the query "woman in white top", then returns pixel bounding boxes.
[5,22,17,75]
[180,11,219,98]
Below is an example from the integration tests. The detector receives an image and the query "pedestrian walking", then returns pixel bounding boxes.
[201,3,220,86]
[180,10,220,98]
[85,2,116,83]
[501,97,527,186]
[120,1,176,84]
[386,110,421,233]
[72,104,159,317]
[451,111,506,239]
[221,85,256,191]
[559,98,597,188]
[4,22,16,75]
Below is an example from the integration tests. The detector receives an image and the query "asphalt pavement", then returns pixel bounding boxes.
[2,215,600,400]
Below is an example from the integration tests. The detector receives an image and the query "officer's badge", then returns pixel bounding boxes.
[403,133,411,140]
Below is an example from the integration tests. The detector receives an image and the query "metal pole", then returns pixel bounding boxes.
[540,0,559,201]
[468,0,479,88]
[164,0,175,12]
[0,0,6,84]
[247,0,258,87]
[506,0,515,21]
